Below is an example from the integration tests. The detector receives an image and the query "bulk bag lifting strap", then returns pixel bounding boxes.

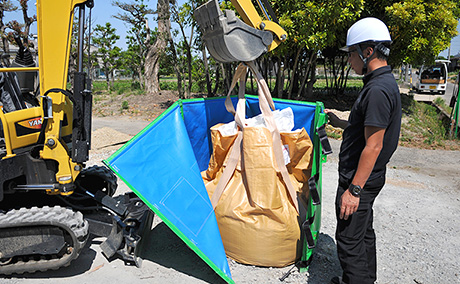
[210,62,299,214]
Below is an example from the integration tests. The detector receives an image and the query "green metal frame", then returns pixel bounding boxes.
[300,101,328,271]
[452,77,460,138]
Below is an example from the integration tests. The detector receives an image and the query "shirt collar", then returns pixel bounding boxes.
[363,65,392,85]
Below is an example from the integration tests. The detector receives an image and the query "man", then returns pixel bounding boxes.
[326,17,402,284]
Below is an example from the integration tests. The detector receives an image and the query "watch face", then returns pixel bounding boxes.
[350,184,362,196]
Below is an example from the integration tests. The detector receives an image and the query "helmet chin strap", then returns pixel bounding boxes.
[355,43,390,74]
[355,45,372,74]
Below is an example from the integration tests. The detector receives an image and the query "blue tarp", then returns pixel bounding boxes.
[104,95,323,283]
[105,102,233,283]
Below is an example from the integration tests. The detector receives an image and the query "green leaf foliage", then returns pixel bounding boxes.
[92,22,122,90]
[386,0,460,65]
[273,0,363,52]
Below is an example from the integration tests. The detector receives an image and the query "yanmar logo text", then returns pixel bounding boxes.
[18,117,43,129]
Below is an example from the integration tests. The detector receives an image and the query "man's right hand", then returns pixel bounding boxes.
[324,109,348,129]
[340,189,360,220]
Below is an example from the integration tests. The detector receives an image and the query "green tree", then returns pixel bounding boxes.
[273,0,363,98]
[193,0,459,98]
[0,0,17,53]
[119,47,140,80]
[6,0,36,46]
[92,22,121,91]
[385,0,460,66]
[113,0,154,89]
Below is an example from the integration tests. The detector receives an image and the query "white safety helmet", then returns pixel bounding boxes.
[340,17,391,52]
[341,17,392,74]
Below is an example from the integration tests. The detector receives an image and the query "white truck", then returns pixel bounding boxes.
[415,60,450,94]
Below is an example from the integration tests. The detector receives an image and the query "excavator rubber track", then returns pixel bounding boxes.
[0,206,89,275]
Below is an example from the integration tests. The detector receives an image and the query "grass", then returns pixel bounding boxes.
[313,79,363,89]
[93,80,143,95]
[324,93,460,149]
[325,125,343,140]
[92,78,363,96]
[433,97,452,115]
[399,94,459,149]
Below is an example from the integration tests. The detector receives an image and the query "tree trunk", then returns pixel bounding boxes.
[21,0,35,45]
[306,54,317,97]
[144,0,171,95]
[250,71,254,95]
[404,63,410,83]
[1,27,9,54]
[298,52,316,98]
[202,45,212,97]
[137,65,144,89]
[287,47,302,99]
[212,66,220,95]
[222,63,231,91]
[110,70,115,89]
[169,38,183,98]
[275,56,284,98]
[186,46,192,98]
[105,70,110,92]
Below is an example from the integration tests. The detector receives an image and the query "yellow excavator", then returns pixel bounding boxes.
[0,0,285,276]
[0,0,152,274]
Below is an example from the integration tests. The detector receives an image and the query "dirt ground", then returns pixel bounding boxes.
[92,90,179,119]
[2,90,460,283]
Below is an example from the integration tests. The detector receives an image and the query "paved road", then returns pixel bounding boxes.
[409,81,456,103]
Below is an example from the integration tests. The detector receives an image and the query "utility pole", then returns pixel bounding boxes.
[448,44,451,60]
[447,41,451,71]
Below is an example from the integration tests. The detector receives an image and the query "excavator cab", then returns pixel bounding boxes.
[194,0,287,63]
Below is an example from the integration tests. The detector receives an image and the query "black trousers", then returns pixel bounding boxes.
[335,173,385,284]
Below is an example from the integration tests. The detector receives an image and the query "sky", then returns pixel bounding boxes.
[4,1,162,50]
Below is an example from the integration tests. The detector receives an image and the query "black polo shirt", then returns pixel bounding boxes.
[339,65,402,181]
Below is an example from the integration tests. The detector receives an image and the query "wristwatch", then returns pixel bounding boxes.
[348,184,363,197]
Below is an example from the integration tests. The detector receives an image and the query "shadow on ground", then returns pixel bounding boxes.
[307,233,342,283]
[139,222,227,284]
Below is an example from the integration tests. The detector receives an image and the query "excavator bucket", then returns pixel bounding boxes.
[194,0,273,63]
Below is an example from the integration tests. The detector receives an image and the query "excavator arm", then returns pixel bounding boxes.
[37,0,92,193]
[230,0,286,48]
[195,0,287,63]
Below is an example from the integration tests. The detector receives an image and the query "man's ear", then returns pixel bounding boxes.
[366,47,373,58]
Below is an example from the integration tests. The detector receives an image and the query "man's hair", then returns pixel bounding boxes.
[359,41,390,61]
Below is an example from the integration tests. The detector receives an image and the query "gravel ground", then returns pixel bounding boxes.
[2,117,460,284]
